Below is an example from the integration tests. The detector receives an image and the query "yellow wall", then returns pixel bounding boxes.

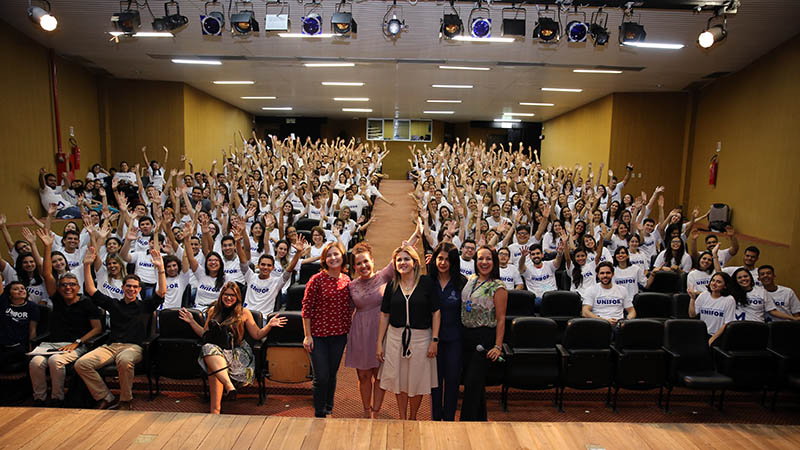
[541,95,614,170]
[0,23,103,223]
[685,35,800,289]
[183,85,254,173]
[609,93,688,208]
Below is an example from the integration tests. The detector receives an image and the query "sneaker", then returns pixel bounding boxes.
[32,399,46,408]
[96,397,119,410]
[47,398,65,408]
[118,401,132,411]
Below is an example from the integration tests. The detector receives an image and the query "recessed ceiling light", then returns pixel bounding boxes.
[171,59,222,65]
[334,97,370,102]
[427,99,462,103]
[423,111,455,114]
[109,31,174,38]
[541,87,583,92]
[304,62,355,67]
[342,108,373,113]
[494,118,521,122]
[261,107,293,111]
[241,96,276,100]
[432,84,473,89]
[214,81,255,85]
[451,36,515,43]
[519,102,555,106]
[279,33,335,38]
[573,69,622,74]
[502,112,535,117]
[623,42,684,50]
[322,82,365,86]
[438,65,490,71]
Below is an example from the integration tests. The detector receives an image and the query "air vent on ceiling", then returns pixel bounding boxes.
[702,71,731,79]
[59,54,98,66]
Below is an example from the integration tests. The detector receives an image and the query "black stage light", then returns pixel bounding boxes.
[301,13,322,35]
[589,8,609,46]
[231,3,259,35]
[111,6,141,33]
[201,1,225,36]
[619,21,646,44]
[564,8,587,43]
[533,8,559,42]
[382,0,406,39]
[440,1,462,40]
[501,7,526,37]
[469,3,491,39]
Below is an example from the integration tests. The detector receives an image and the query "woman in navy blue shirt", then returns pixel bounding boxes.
[426,242,467,421]
[0,281,39,367]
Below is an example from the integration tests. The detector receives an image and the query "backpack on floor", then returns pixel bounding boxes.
[708,203,730,232]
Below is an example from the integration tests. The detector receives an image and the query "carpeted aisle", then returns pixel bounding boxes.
[361,179,420,267]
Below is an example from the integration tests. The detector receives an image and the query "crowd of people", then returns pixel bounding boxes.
[1,133,799,421]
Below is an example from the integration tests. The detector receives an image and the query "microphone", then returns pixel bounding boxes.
[476,344,505,363]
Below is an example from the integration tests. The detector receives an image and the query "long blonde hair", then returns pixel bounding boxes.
[208,282,245,344]
[390,245,422,292]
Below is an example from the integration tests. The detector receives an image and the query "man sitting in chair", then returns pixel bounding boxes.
[75,247,166,410]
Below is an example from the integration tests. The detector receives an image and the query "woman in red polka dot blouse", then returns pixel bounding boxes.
[302,241,352,418]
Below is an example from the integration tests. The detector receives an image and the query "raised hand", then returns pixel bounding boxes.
[293,235,309,254]
[36,228,53,247]
[151,249,164,271]
[268,314,288,329]
[20,227,36,244]
[126,225,140,242]
[83,246,97,266]
[0,214,5,226]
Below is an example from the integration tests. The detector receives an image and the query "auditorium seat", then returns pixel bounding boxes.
[767,321,800,409]
[540,290,582,342]
[633,293,672,320]
[150,308,207,400]
[662,320,733,412]
[285,284,306,311]
[244,309,266,405]
[556,318,613,411]
[261,311,312,404]
[610,319,666,411]
[671,293,691,319]
[712,321,776,396]
[503,290,536,343]
[298,262,320,285]
[502,317,560,411]
[294,218,319,231]
[647,271,682,294]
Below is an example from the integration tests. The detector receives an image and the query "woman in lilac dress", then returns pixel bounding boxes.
[346,219,421,418]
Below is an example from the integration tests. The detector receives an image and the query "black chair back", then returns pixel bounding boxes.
[718,321,768,352]
[663,319,714,372]
[243,309,264,348]
[505,317,560,399]
[615,319,664,350]
[611,319,666,403]
[648,271,681,294]
[286,284,306,311]
[294,218,319,231]
[504,290,536,343]
[633,293,672,319]
[715,320,774,390]
[562,318,612,349]
[511,317,559,349]
[540,291,582,317]
[768,321,800,358]
[671,293,690,319]
[158,308,203,339]
[297,230,313,245]
[298,262,320,285]
[265,311,305,346]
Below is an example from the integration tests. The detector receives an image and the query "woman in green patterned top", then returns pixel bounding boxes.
[459,245,507,421]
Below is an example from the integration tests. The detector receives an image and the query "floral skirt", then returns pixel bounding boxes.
[198,341,256,386]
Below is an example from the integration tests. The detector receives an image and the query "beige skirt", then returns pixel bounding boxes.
[378,325,438,397]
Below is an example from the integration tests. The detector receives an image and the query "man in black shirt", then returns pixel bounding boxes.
[31,229,103,407]
[75,247,166,410]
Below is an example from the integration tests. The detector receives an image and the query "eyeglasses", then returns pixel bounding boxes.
[59,282,79,288]
[222,293,238,299]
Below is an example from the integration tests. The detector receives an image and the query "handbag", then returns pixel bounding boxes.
[202,319,234,350]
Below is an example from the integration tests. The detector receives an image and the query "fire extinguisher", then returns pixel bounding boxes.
[709,154,718,186]
[69,137,81,172]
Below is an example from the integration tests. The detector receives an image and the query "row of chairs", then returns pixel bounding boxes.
[499,317,800,412]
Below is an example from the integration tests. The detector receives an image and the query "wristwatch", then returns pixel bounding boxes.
[74,339,82,345]
[432,337,439,343]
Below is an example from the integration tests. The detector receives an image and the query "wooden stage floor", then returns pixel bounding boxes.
[1,407,799,449]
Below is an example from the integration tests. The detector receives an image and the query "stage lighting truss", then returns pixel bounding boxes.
[332,1,357,36]
[468,2,491,39]
[27,0,57,32]
[382,0,407,40]
[201,1,225,36]
[588,8,609,46]
[533,6,559,43]
[698,11,728,49]
[111,1,142,34]
[619,9,646,45]
[564,8,588,43]
[500,6,526,38]
[440,0,463,40]
[152,1,188,33]
[264,1,290,33]
[301,0,323,36]
[230,0,259,36]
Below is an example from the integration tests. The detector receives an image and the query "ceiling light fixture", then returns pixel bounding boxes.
[230,1,259,35]
[573,69,622,74]
[152,1,188,32]
[301,0,323,36]
[200,1,225,36]
[564,8,588,43]
[111,3,141,33]
[432,84,473,89]
[541,87,582,92]
[439,65,490,71]
[334,97,370,101]
[342,108,372,113]
[424,111,455,115]
[519,102,554,106]
[331,0,357,36]
[440,0,463,40]
[468,1,491,39]
[427,99,462,103]
[242,96,276,99]
[623,41,684,50]
[109,31,174,37]
[264,0,290,32]
[452,36,514,43]
[214,80,255,84]
[494,118,521,123]
[502,112,535,117]
[322,81,364,86]
[171,58,222,65]
[262,107,293,110]
[698,12,728,49]
[619,9,646,45]
[589,8,610,46]
[304,62,355,67]
[27,1,57,31]
[533,6,560,43]
[501,6,525,37]
[383,0,407,39]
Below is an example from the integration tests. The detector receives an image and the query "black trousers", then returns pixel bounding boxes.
[459,326,496,421]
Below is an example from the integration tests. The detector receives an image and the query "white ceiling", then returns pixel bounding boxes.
[4,1,800,121]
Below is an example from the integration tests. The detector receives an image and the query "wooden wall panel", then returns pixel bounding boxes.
[541,95,613,170]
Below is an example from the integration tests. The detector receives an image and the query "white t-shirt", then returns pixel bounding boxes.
[62,248,86,292]
[695,292,736,335]
[193,268,223,311]
[612,265,646,303]
[567,261,597,299]
[163,272,190,309]
[222,255,245,284]
[586,248,612,266]
[459,257,475,278]
[96,266,124,300]
[39,185,69,211]
[521,260,558,298]
[499,265,523,291]
[486,216,510,229]
[640,230,661,260]
[1,267,50,306]
[241,264,293,315]
[686,270,712,295]
[608,235,629,253]
[113,171,137,185]
[147,166,166,191]
[340,197,369,218]
[765,286,800,320]
[735,286,773,322]
[129,251,159,284]
[722,266,761,287]
[628,250,650,274]
[653,251,693,273]
[582,284,631,321]
[717,247,733,267]
[541,234,561,253]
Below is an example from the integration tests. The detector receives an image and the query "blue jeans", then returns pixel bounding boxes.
[56,206,82,219]
[431,338,462,421]
[309,334,347,417]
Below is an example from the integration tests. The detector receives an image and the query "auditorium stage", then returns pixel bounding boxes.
[1,407,799,449]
